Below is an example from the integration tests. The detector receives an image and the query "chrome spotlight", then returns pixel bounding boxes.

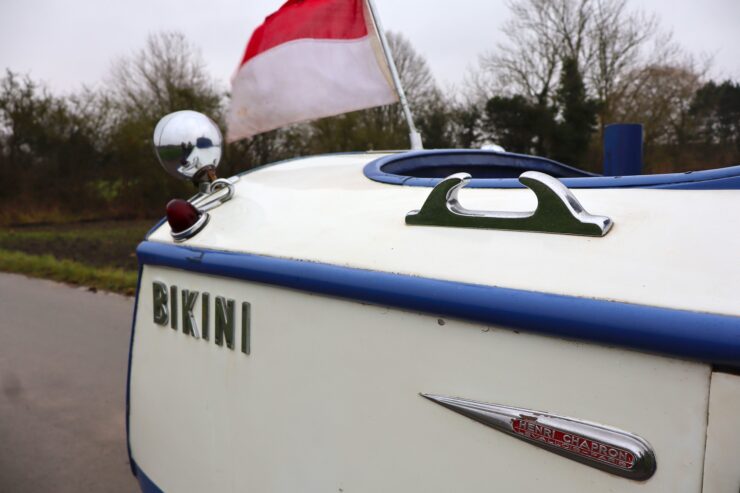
[153,110,236,242]
[153,110,223,183]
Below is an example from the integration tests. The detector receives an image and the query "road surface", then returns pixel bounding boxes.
[0,273,138,492]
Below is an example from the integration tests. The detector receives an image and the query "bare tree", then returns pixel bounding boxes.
[366,31,443,143]
[108,31,222,120]
[389,32,440,108]
[615,60,704,148]
[587,0,661,126]
[480,0,593,105]
[478,0,681,127]
[308,31,453,151]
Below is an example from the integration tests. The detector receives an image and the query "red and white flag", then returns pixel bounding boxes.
[227,0,399,141]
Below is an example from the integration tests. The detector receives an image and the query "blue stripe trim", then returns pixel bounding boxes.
[135,465,164,493]
[136,241,740,369]
[125,266,144,477]
[651,174,740,190]
[364,150,740,189]
[145,218,167,239]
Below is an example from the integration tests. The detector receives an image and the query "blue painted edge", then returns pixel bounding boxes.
[364,150,740,189]
[135,465,164,493]
[136,241,740,369]
[651,174,740,190]
[125,265,143,477]
[145,217,167,239]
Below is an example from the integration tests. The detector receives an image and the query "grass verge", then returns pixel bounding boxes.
[0,249,138,295]
[0,220,152,271]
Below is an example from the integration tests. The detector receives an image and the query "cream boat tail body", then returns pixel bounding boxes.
[129,148,740,492]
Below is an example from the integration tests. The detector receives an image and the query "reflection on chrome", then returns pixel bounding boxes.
[153,110,223,183]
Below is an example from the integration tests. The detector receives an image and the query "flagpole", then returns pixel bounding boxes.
[365,0,424,150]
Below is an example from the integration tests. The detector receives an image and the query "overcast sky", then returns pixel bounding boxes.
[1,0,738,96]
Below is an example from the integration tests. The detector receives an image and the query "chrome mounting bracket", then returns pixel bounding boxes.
[190,177,237,213]
[169,177,238,242]
[406,172,613,237]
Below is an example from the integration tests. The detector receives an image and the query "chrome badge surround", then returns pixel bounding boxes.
[421,394,656,481]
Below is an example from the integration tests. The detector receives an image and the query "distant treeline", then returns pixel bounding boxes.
[0,0,738,224]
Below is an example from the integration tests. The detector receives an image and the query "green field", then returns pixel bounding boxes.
[0,220,155,295]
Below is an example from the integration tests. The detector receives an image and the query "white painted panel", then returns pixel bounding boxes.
[130,266,711,492]
[148,154,740,317]
[703,372,740,493]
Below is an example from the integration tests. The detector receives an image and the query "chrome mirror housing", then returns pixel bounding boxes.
[153,110,223,183]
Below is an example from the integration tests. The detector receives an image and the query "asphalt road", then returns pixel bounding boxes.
[0,273,138,492]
